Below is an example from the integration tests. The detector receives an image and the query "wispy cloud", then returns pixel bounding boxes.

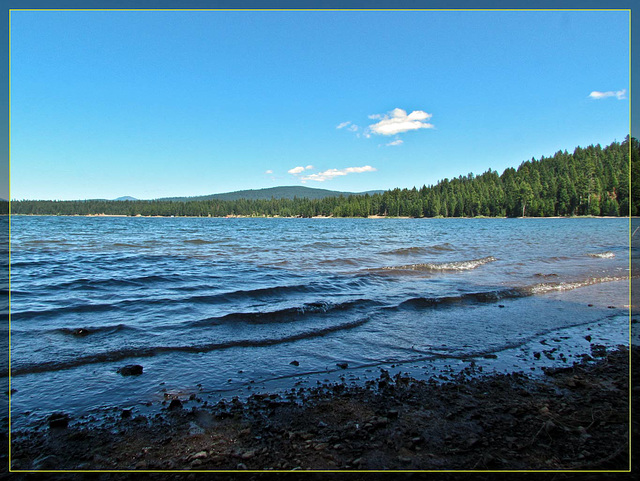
[264,169,273,174]
[337,121,360,133]
[301,165,376,182]
[386,139,403,147]
[369,108,434,136]
[589,89,626,100]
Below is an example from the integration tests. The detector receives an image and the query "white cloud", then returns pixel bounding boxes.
[589,89,626,100]
[368,108,434,136]
[348,124,359,132]
[301,165,376,182]
[336,121,352,129]
[288,165,314,176]
[386,139,403,147]
[264,169,273,174]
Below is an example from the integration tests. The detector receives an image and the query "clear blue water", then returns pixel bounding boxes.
[7,216,631,428]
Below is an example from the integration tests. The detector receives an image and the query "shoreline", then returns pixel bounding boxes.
[8,213,626,219]
[6,344,634,474]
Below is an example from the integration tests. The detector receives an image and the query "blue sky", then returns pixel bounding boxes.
[10,9,630,200]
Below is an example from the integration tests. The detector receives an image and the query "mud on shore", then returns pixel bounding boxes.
[3,345,636,479]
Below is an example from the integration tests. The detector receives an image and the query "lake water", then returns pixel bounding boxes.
[7,216,631,429]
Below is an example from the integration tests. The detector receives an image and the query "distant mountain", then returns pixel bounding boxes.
[157,186,385,202]
[114,196,138,201]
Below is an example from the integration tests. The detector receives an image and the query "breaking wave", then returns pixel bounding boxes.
[381,256,497,272]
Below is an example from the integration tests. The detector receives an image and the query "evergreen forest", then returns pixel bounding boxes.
[10,137,640,218]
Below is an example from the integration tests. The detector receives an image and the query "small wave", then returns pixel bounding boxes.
[428,243,455,252]
[111,243,145,248]
[188,299,376,328]
[587,251,615,258]
[526,276,627,294]
[400,288,523,309]
[10,318,371,376]
[183,239,217,245]
[318,258,360,267]
[399,276,628,310]
[380,246,428,256]
[11,302,119,321]
[21,239,71,246]
[50,323,133,337]
[381,256,497,272]
[190,284,315,303]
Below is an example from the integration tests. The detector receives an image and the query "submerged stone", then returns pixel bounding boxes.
[117,365,143,376]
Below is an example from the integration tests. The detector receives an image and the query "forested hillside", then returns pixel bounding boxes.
[11,137,638,218]
[158,186,385,202]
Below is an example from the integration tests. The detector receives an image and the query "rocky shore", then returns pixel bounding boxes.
[4,344,636,479]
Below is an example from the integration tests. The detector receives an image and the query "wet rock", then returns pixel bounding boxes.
[584,335,592,342]
[121,409,132,419]
[168,399,183,410]
[191,451,208,460]
[533,352,541,359]
[117,365,143,376]
[72,328,90,337]
[48,412,70,429]
[241,450,256,460]
[483,354,498,359]
[337,362,349,369]
[387,410,399,419]
[290,360,300,366]
[32,454,61,470]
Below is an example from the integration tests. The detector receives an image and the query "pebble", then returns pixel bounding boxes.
[290,360,300,366]
[48,412,70,429]
[117,365,143,376]
[241,450,256,460]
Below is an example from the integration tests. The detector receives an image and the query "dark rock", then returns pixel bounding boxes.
[587,304,594,307]
[117,365,143,376]
[584,335,592,342]
[290,360,300,366]
[387,410,399,419]
[337,362,349,369]
[48,412,70,429]
[32,454,61,469]
[533,352,541,359]
[168,399,183,410]
[483,354,498,359]
[498,305,505,308]
[121,409,132,419]
[72,328,90,337]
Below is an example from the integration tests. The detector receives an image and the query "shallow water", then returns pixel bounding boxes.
[8,216,631,428]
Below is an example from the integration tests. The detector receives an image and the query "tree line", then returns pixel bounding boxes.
[10,137,639,218]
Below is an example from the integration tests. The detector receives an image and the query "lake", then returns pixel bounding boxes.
[7,216,631,429]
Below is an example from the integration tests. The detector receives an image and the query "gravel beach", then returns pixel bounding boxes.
[4,342,635,479]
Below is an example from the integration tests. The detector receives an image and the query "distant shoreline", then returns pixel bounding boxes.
[8,213,626,219]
